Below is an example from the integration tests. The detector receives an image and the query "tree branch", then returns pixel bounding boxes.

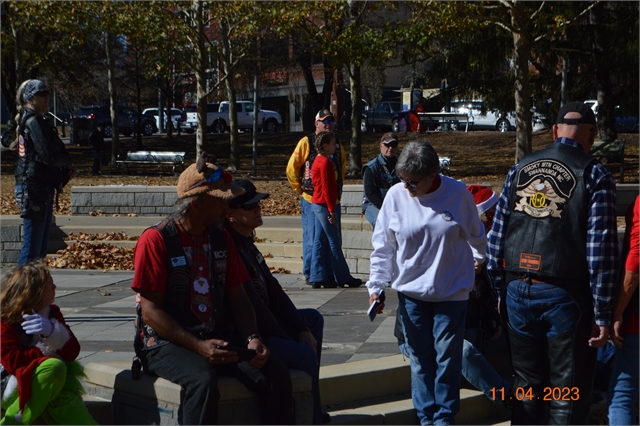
[529,1,545,21]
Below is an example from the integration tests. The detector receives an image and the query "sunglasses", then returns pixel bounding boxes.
[184,167,223,193]
[35,90,50,97]
[399,176,424,188]
[231,201,260,211]
[382,141,399,148]
[317,119,335,125]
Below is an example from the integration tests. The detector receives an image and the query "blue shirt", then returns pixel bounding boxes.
[487,137,619,325]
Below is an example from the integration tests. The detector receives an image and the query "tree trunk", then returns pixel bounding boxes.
[591,4,617,141]
[348,64,362,176]
[321,57,334,109]
[194,0,207,159]
[296,51,320,131]
[106,32,120,166]
[511,1,532,163]
[220,19,239,171]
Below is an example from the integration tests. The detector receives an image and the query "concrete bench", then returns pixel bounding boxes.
[82,359,312,425]
[590,138,626,182]
[115,151,186,175]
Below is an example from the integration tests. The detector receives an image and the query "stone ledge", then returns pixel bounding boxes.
[83,359,312,425]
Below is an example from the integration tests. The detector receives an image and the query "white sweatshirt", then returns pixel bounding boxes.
[367,175,487,302]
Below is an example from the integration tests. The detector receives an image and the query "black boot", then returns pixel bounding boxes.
[508,324,549,425]
[547,321,597,424]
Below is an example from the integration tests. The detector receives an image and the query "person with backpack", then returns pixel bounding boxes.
[130,152,293,425]
[11,79,76,266]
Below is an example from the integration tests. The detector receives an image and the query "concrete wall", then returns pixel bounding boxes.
[71,186,178,216]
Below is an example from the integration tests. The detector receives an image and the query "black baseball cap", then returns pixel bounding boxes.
[556,101,597,125]
[228,179,269,208]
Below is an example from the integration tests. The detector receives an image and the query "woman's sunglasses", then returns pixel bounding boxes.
[231,201,260,211]
[399,177,424,188]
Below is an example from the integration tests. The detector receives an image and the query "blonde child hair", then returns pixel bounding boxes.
[1,261,51,324]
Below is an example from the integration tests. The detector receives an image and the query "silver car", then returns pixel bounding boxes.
[447,100,516,132]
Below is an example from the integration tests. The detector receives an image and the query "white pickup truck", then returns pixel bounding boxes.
[186,101,282,133]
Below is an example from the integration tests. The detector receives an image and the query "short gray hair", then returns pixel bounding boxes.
[396,141,440,178]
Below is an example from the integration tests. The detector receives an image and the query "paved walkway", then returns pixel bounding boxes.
[1,268,402,368]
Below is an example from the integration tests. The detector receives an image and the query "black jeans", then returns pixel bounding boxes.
[145,342,294,425]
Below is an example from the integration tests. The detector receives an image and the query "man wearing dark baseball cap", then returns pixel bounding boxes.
[362,132,401,227]
[286,109,347,288]
[486,100,618,424]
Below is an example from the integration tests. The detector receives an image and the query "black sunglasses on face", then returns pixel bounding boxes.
[383,141,399,147]
[318,119,334,125]
[235,202,260,211]
[399,177,424,188]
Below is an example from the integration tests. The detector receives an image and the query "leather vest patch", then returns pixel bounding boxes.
[514,159,576,219]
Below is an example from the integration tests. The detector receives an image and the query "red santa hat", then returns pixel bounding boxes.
[466,185,498,215]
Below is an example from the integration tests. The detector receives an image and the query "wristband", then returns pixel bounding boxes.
[246,334,261,345]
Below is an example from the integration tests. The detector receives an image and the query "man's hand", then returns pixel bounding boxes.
[200,339,239,364]
[298,330,317,352]
[328,212,335,225]
[489,325,503,341]
[247,338,269,369]
[610,315,625,347]
[588,323,610,348]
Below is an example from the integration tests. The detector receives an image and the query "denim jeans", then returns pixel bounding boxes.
[310,202,353,285]
[607,332,639,425]
[398,293,467,425]
[461,329,511,401]
[269,308,324,424]
[15,183,55,266]
[300,197,332,282]
[363,203,379,228]
[506,279,595,424]
[506,280,581,339]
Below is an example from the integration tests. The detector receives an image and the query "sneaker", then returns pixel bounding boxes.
[343,278,362,288]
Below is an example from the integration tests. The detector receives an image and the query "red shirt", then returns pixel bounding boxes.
[311,155,338,213]
[131,226,249,294]
[622,196,639,334]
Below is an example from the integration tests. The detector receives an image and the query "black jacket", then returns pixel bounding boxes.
[14,108,70,190]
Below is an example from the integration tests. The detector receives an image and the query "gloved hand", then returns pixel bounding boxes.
[21,314,54,337]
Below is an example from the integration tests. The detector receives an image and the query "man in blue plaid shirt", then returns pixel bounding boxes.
[487,101,619,425]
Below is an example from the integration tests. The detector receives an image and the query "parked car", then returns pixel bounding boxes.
[185,103,221,132]
[584,100,639,133]
[74,105,157,137]
[142,108,183,131]
[446,100,516,132]
[361,101,403,133]
[217,101,282,133]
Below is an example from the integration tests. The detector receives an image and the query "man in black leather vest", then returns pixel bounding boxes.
[131,153,293,424]
[487,102,619,424]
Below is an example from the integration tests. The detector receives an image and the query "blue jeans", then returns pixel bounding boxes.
[607,332,639,425]
[363,203,379,228]
[270,309,324,424]
[506,279,595,424]
[398,293,467,425]
[310,202,353,285]
[301,198,332,282]
[461,329,511,401]
[15,183,55,266]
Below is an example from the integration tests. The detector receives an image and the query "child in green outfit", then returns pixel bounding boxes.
[1,261,97,425]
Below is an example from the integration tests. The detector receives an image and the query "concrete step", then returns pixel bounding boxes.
[83,395,114,425]
[325,388,504,425]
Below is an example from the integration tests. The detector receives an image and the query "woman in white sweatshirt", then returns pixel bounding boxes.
[366,141,487,425]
